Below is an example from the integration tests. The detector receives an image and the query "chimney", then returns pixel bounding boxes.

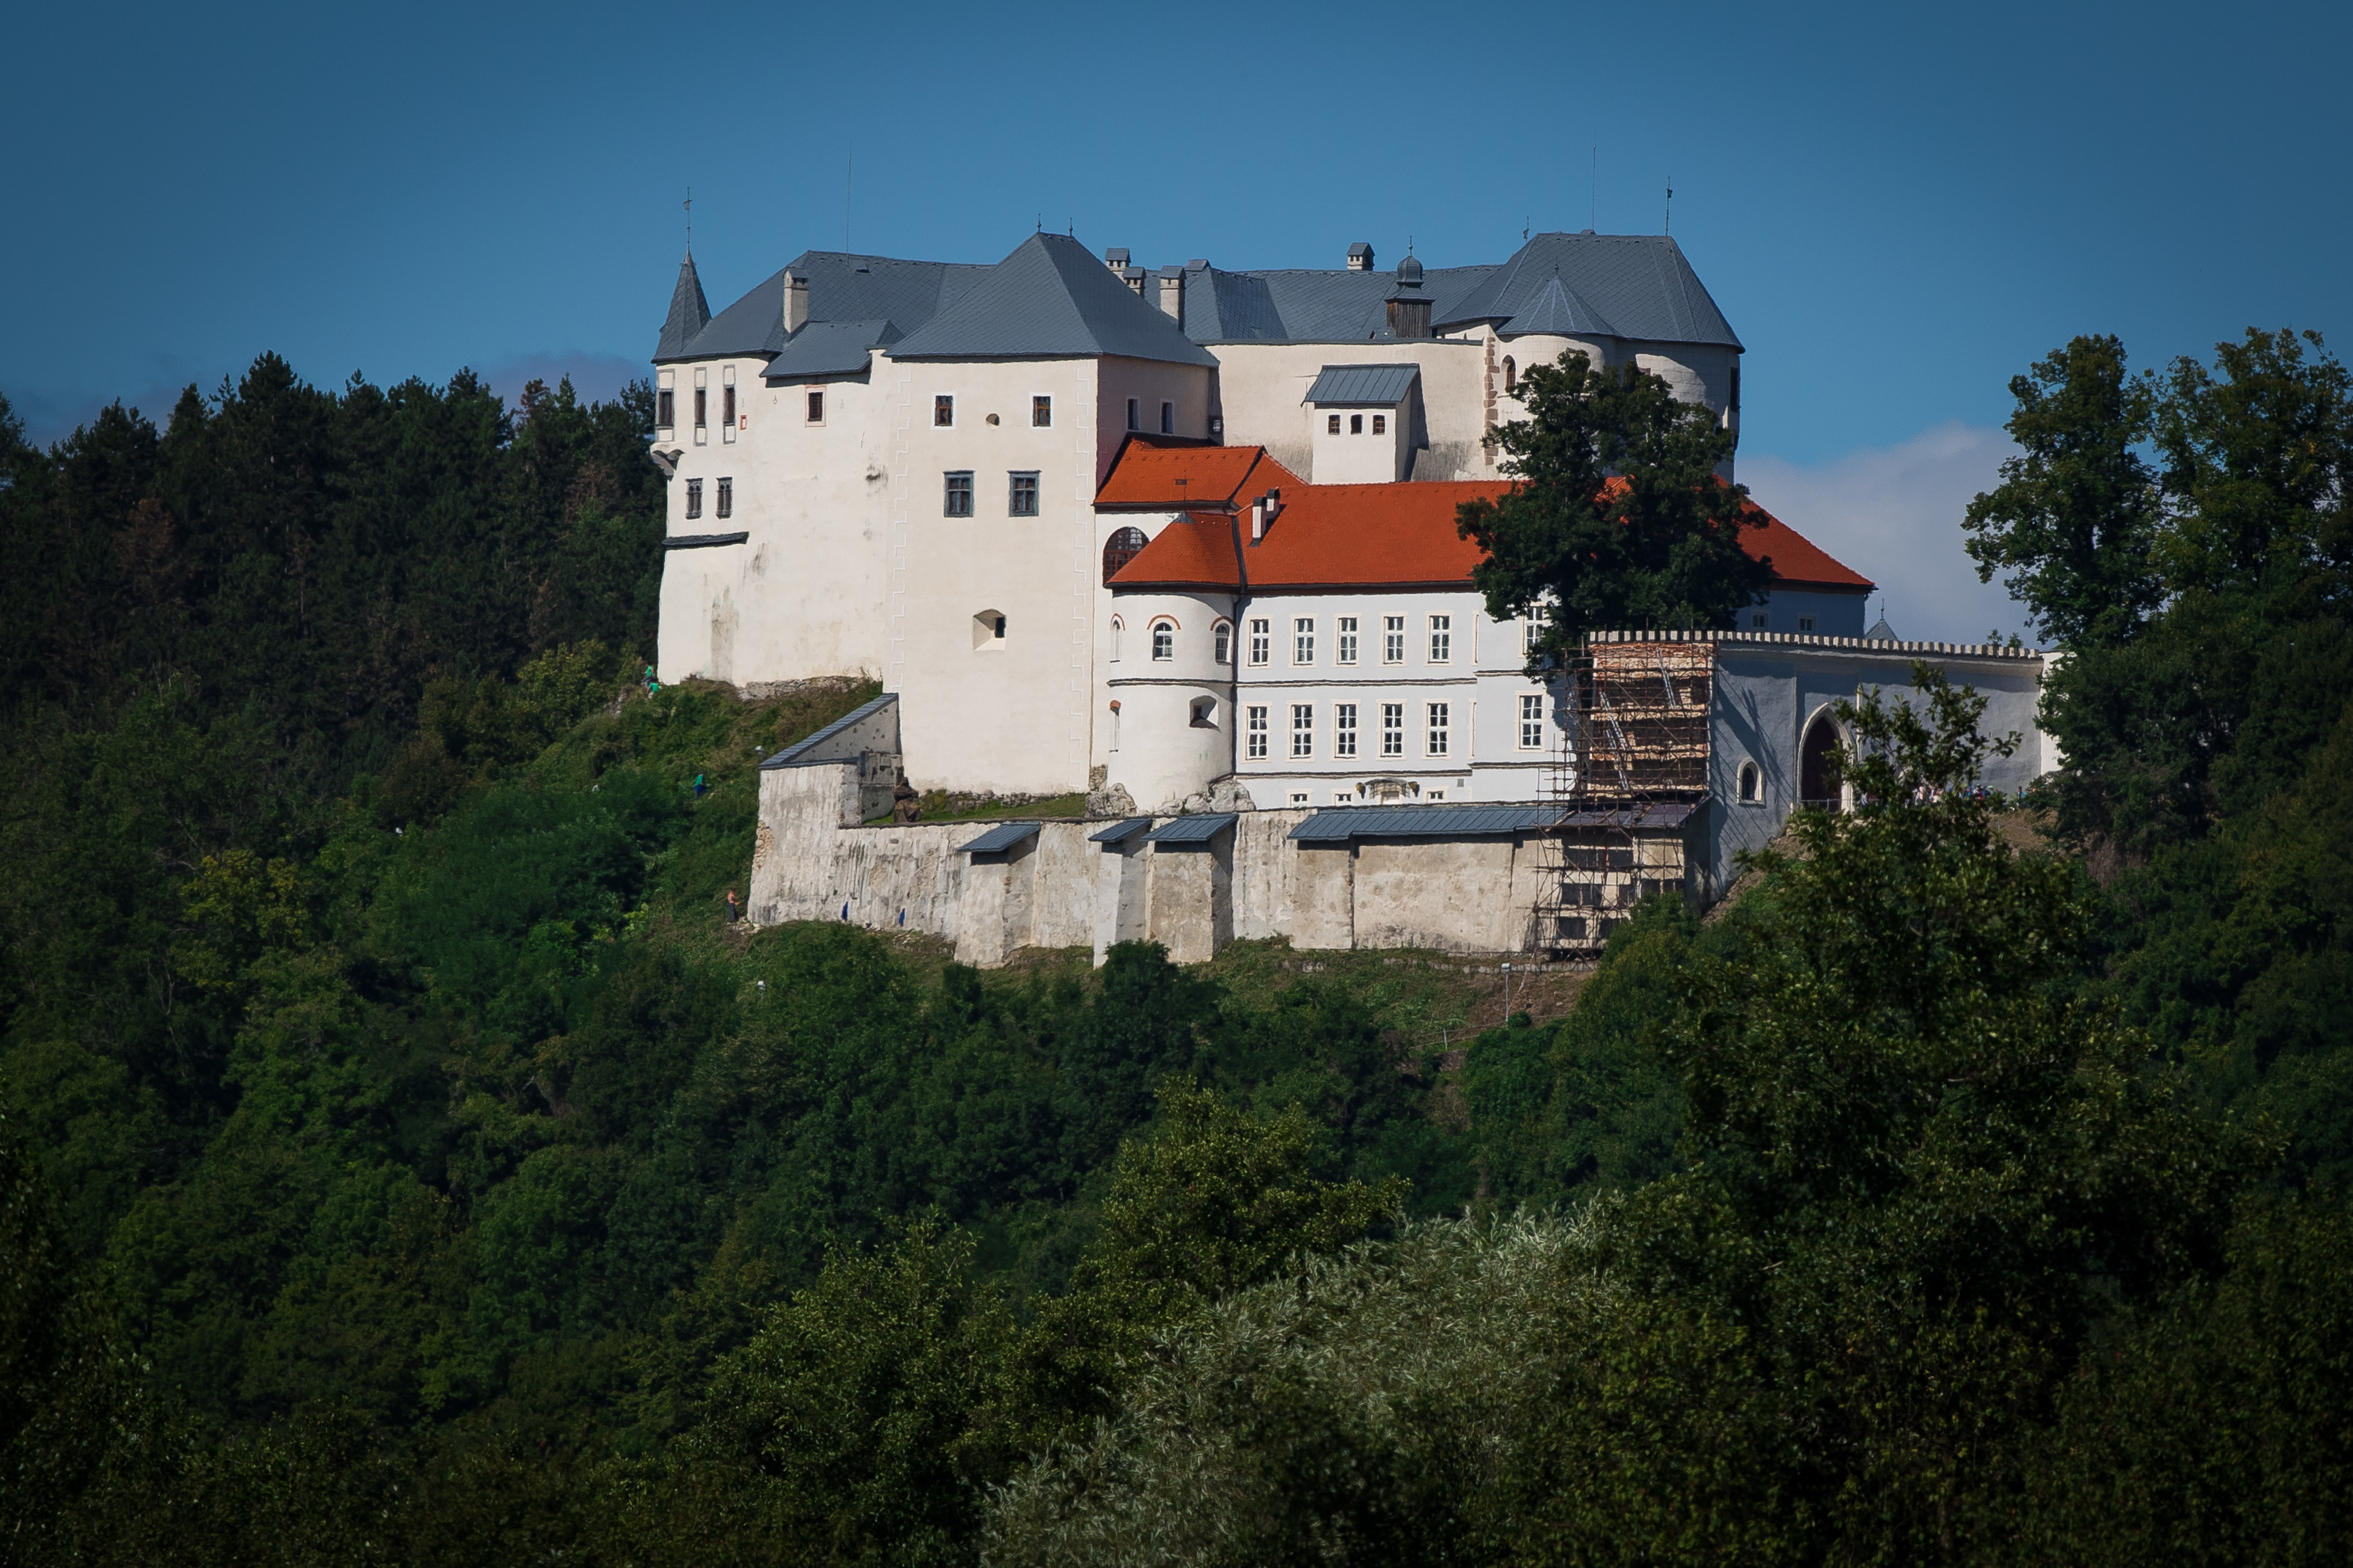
[1252,487,1283,541]
[1156,265,1185,324]
[1105,247,1130,273]
[783,270,809,334]
[1347,242,1374,271]
[1121,265,1147,295]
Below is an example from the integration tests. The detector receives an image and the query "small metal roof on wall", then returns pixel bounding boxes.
[957,821,1043,855]
[1088,817,1153,844]
[1142,813,1237,843]
[1287,801,1697,842]
[1303,363,1421,407]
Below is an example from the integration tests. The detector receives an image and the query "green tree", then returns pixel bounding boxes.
[1455,351,1768,665]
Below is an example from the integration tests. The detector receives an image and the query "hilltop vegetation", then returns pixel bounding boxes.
[3,333,2352,1566]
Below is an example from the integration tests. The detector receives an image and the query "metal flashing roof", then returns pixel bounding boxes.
[659,251,988,364]
[957,821,1044,855]
[1504,275,1618,338]
[1088,817,1153,843]
[1303,363,1421,406]
[760,693,899,769]
[1287,804,1564,842]
[656,253,712,358]
[887,233,1218,367]
[763,319,900,380]
[1588,628,2043,660]
[1435,233,1740,350]
[1142,812,1237,843]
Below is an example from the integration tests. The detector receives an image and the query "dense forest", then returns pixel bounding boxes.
[2,331,2349,1565]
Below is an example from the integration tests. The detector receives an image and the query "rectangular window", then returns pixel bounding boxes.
[1246,705,1270,759]
[1009,472,1039,516]
[1428,614,1452,663]
[1336,615,1358,664]
[1349,413,1363,435]
[1291,704,1314,759]
[1127,397,1139,431]
[1519,693,1544,749]
[658,388,675,427]
[722,385,736,426]
[1751,611,1769,629]
[934,394,954,427]
[1248,618,1270,666]
[693,386,707,427]
[1522,604,1550,655]
[943,471,973,517]
[715,477,733,520]
[806,390,824,423]
[1289,792,1311,806]
[1798,615,1816,633]
[1335,703,1358,757]
[1160,400,1174,434]
[1426,702,1450,757]
[1372,413,1385,434]
[1381,703,1404,758]
[1293,617,1315,665]
[1033,394,1052,427]
[1327,413,1341,434]
[1383,615,1405,663]
[685,478,703,519]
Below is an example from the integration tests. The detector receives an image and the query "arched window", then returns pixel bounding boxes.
[1213,621,1232,664]
[1102,526,1148,584]
[1738,760,1760,803]
[1800,711,1842,807]
[1502,356,1517,395]
[1151,619,1174,660]
[1109,616,1123,662]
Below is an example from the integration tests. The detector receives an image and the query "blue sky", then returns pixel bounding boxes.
[3,0,2344,641]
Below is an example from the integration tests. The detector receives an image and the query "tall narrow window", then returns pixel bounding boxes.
[1336,616,1358,664]
[1293,617,1315,666]
[1009,472,1039,516]
[1380,703,1404,758]
[658,388,676,427]
[1751,611,1769,630]
[1127,397,1139,430]
[1327,413,1341,434]
[943,471,973,517]
[934,394,954,427]
[807,390,824,423]
[1246,705,1269,759]
[1214,621,1231,663]
[1383,615,1404,663]
[1519,693,1544,749]
[722,384,736,426]
[1160,401,1174,434]
[1335,703,1358,757]
[1797,615,1816,633]
[1290,704,1314,759]
[1109,618,1122,662]
[1349,413,1363,435]
[1248,618,1270,666]
[1522,603,1550,655]
[715,477,733,519]
[685,479,703,519]
[1427,614,1452,663]
[1152,620,1174,660]
[1033,395,1052,427]
[1426,702,1450,757]
[1503,356,1517,394]
[693,387,707,428]
[1371,413,1385,435]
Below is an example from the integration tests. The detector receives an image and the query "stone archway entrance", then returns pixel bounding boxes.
[1800,709,1843,808]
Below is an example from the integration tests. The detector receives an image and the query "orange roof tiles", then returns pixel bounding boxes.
[1094,438,1306,510]
[1108,472,1874,596]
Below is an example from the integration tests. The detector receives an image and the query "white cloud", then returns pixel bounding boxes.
[1740,422,2036,647]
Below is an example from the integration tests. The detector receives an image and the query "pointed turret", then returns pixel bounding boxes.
[657,251,712,360]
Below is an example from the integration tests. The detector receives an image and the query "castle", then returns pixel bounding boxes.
[650,229,2052,960]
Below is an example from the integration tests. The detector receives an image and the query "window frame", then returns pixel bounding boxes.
[943,471,974,518]
[1426,701,1451,757]
[1160,400,1174,435]
[693,386,707,429]
[1327,413,1341,435]
[1427,614,1452,663]
[1292,616,1315,666]
[1336,615,1358,665]
[1738,760,1761,803]
[1349,413,1363,435]
[1127,397,1139,431]
[1109,616,1123,663]
[1008,471,1039,517]
[715,476,734,520]
[1335,702,1358,758]
[1213,620,1232,665]
[685,478,703,520]
[1518,693,1544,750]
[934,394,954,427]
[1290,703,1314,759]
[1248,618,1270,667]
[1032,394,1053,427]
[1382,615,1405,664]
[1380,702,1404,758]
[806,389,825,424]
[1246,704,1270,760]
[1151,619,1175,661]
[1371,413,1385,435]
[658,388,676,427]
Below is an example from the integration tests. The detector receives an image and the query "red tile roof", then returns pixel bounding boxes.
[1094,438,1306,510]
[1108,473,1874,595]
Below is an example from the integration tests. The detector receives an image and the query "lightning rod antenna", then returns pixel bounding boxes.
[1665,176,1673,235]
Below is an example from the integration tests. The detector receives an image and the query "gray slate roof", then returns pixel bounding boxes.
[888,234,1219,367]
[764,319,902,380]
[660,252,990,364]
[1181,261,1495,343]
[1142,812,1237,843]
[657,253,712,359]
[1303,363,1421,407]
[1288,804,1564,842]
[958,821,1044,855]
[1436,233,1740,349]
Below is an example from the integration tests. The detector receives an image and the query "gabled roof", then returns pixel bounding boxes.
[1303,364,1421,407]
[888,233,1219,367]
[657,253,712,359]
[1094,440,1305,510]
[1436,233,1740,350]
[659,251,990,364]
[1107,476,1872,595]
[1180,262,1496,343]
